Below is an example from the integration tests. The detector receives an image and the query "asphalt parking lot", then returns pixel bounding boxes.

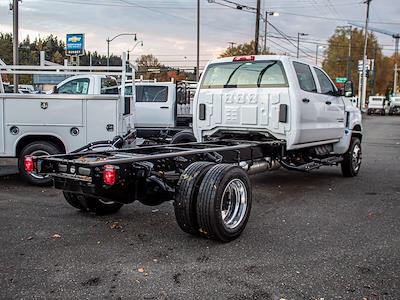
[0,116,399,300]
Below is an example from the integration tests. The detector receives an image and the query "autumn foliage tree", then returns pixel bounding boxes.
[219,40,274,58]
[322,27,394,96]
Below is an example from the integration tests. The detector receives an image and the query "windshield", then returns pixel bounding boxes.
[201,60,288,89]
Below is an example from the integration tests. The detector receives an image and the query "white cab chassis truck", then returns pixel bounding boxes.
[124,81,197,143]
[0,58,135,185]
[28,55,362,242]
[389,96,400,115]
[367,96,386,115]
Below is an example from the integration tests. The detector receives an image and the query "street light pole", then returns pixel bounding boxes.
[360,0,372,111]
[196,0,200,81]
[127,40,143,61]
[12,0,19,93]
[297,33,308,59]
[106,33,137,66]
[348,26,353,81]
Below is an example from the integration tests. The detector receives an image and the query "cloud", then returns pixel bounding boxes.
[0,0,398,67]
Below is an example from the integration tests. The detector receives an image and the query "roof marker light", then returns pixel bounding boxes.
[233,55,255,62]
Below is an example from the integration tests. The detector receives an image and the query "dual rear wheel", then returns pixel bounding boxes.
[63,192,123,215]
[175,162,252,242]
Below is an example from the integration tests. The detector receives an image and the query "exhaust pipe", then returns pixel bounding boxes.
[239,158,281,175]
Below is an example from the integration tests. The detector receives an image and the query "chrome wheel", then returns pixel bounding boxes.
[352,144,362,172]
[221,179,248,229]
[29,150,50,179]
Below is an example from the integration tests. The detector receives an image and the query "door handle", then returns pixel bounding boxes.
[302,98,310,103]
[160,106,169,109]
[325,101,332,105]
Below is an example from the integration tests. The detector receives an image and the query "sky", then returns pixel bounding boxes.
[0,0,399,70]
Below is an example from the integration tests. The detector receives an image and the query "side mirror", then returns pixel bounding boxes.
[53,86,59,94]
[344,80,354,97]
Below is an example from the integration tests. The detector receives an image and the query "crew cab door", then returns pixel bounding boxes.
[312,67,345,139]
[292,62,325,143]
[135,85,175,128]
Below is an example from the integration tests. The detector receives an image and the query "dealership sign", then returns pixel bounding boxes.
[66,34,85,56]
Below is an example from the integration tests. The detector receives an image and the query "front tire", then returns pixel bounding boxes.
[341,137,362,177]
[18,141,62,186]
[63,192,123,215]
[196,164,252,242]
[170,130,196,144]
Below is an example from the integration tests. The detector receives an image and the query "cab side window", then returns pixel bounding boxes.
[136,86,168,102]
[293,62,317,93]
[58,78,90,94]
[101,78,119,94]
[314,68,336,95]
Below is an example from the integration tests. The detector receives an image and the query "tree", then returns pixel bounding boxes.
[322,27,392,96]
[136,54,161,69]
[219,40,274,58]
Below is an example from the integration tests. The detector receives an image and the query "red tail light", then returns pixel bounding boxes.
[103,165,116,186]
[24,156,34,173]
[233,55,255,62]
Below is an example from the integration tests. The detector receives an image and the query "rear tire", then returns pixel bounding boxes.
[174,162,215,235]
[18,141,62,186]
[63,192,123,215]
[341,137,362,177]
[196,164,252,242]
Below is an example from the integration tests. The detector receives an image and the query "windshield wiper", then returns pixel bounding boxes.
[257,61,277,87]
[224,63,247,88]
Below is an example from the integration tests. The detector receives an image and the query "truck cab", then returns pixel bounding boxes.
[53,75,119,95]
[194,55,361,152]
[124,81,197,143]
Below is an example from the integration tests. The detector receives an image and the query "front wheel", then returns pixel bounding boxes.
[341,137,362,177]
[63,192,123,215]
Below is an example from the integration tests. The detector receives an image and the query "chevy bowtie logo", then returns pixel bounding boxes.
[68,36,81,43]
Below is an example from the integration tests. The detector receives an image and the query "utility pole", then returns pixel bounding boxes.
[196,0,200,81]
[12,0,20,93]
[254,0,261,54]
[228,42,236,50]
[394,36,399,96]
[263,11,268,54]
[360,0,372,111]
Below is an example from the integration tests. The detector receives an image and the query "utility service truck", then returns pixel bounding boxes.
[0,55,135,186]
[26,55,362,242]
